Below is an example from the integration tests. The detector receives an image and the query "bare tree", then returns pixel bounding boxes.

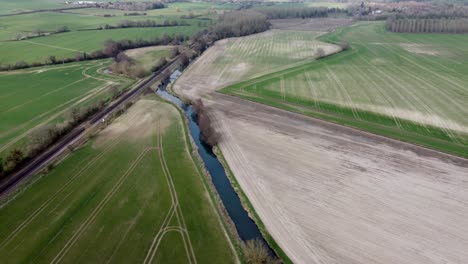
[315,48,326,59]
[243,239,279,264]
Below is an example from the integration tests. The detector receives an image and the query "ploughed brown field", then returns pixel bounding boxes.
[207,93,468,264]
[173,22,468,263]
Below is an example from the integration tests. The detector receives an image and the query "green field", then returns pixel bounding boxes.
[0,0,65,15]
[0,60,133,157]
[0,25,202,65]
[174,29,340,98]
[0,96,236,263]
[222,22,468,157]
[125,46,173,73]
[0,1,241,64]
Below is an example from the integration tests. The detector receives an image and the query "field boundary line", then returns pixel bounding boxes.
[51,147,153,264]
[0,138,119,251]
[22,40,84,53]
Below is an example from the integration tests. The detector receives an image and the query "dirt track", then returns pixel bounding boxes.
[204,93,468,264]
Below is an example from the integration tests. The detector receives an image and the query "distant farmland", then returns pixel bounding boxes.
[0,26,202,65]
[0,60,133,157]
[222,22,468,157]
[0,97,236,263]
[174,29,340,100]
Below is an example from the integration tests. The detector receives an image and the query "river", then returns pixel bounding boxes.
[156,71,274,255]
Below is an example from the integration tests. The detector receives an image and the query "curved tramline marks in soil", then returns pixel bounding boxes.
[156,126,197,264]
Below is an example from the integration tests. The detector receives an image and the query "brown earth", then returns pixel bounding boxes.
[172,24,468,264]
[205,93,468,264]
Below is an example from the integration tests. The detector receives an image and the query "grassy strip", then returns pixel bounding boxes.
[157,97,244,263]
[213,146,294,264]
[220,89,468,158]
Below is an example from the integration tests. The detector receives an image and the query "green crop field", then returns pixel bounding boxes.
[0,1,240,64]
[174,29,340,99]
[125,46,173,73]
[0,96,236,263]
[0,25,202,65]
[0,0,65,15]
[222,22,468,157]
[0,60,133,158]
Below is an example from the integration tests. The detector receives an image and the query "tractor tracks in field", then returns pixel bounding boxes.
[143,124,196,264]
[50,146,158,264]
[0,138,119,251]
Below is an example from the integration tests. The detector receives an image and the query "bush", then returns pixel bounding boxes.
[243,239,279,264]
[192,99,220,147]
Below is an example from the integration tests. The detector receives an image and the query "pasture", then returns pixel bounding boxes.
[0,25,202,65]
[222,22,468,157]
[125,46,174,73]
[0,60,133,158]
[0,1,240,64]
[0,96,236,263]
[174,29,340,100]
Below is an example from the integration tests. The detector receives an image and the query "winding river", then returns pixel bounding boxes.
[156,73,274,255]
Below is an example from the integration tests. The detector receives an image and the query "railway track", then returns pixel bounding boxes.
[0,55,182,197]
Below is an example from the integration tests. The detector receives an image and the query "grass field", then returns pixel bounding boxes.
[0,96,236,263]
[0,25,202,65]
[0,60,133,158]
[174,29,340,100]
[222,22,468,157]
[0,1,240,64]
[125,46,174,73]
[0,0,65,15]
[0,0,236,15]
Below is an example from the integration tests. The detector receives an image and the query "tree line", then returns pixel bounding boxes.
[209,10,270,39]
[0,33,188,71]
[253,6,347,19]
[95,19,189,30]
[387,18,468,33]
[0,97,111,180]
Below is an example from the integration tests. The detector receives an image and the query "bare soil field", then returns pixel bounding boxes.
[270,18,354,31]
[173,29,340,101]
[206,93,468,264]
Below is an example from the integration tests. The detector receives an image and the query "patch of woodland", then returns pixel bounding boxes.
[351,1,468,21]
[254,6,348,19]
[69,1,166,11]
[92,19,190,30]
[209,10,271,39]
[192,99,220,147]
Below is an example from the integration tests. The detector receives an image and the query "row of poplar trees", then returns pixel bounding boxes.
[387,18,468,33]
